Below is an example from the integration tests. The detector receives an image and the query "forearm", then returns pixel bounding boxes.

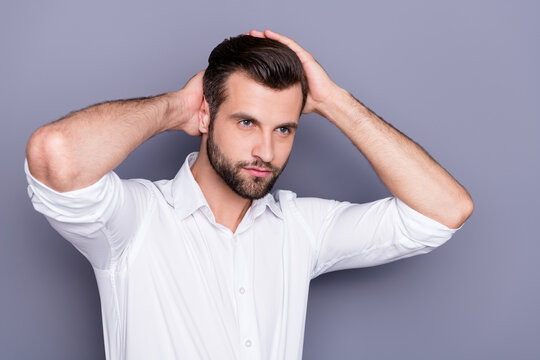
[319,88,473,229]
[26,91,184,192]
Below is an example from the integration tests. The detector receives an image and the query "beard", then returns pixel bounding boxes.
[206,126,289,200]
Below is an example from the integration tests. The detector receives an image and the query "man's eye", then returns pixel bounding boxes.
[277,127,290,135]
[239,120,252,127]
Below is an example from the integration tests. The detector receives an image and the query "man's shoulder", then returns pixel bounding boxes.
[271,188,297,202]
[143,177,176,206]
[112,175,174,206]
[272,189,338,203]
[271,189,339,215]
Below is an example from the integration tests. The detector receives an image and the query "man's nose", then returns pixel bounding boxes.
[252,133,274,164]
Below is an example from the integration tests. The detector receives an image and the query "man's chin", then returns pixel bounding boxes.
[233,177,275,200]
[237,185,272,200]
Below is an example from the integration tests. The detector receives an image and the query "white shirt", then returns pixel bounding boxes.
[24,151,461,360]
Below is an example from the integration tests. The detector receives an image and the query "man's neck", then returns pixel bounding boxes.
[190,149,252,234]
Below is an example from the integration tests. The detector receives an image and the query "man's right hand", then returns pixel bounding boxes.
[167,70,205,136]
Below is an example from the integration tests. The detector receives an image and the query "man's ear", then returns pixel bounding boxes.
[198,97,210,134]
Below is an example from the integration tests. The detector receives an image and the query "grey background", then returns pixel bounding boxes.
[1,0,538,359]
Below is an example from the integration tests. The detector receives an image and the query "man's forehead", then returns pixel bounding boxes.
[225,70,302,92]
[225,70,259,86]
[221,71,303,121]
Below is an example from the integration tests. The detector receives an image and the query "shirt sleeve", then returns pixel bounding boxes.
[24,158,154,270]
[294,195,463,279]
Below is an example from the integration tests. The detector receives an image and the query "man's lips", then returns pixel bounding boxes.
[244,167,272,177]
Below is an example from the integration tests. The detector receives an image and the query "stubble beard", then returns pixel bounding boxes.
[206,124,289,200]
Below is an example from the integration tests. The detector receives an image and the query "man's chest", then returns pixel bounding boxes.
[124,208,313,322]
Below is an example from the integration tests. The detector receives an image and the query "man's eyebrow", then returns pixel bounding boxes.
[229,112,298,129]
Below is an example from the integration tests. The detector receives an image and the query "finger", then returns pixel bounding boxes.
[263,29,312,62]
[263,29,304,52]
[184,70,204,86]
[249,29,266,38]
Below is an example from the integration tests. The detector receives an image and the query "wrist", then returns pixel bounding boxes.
[161,90,187,132]
[314,86,351,121]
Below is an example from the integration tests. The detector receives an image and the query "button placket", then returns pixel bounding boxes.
[233,232,259,356]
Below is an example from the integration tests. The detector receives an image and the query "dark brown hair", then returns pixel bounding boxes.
[203,34,309,123]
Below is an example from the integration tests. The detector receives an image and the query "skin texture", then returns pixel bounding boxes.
[206,122,289,200]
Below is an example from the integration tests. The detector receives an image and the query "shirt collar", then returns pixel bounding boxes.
[169,152,283,221]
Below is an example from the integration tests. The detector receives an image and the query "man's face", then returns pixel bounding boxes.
[206,71,303,200]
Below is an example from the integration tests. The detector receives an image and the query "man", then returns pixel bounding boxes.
[25,29,473,360]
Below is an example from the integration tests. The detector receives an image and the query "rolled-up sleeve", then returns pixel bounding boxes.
[295,196,463,279]
[24,158,153,270]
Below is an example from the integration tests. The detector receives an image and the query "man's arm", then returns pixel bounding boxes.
[248,29,473,230]
[26,70,205,192]
[316,88,473,229]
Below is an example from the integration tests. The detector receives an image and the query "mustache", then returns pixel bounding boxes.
[237,160,278,172]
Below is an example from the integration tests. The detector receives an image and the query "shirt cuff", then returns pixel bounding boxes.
[24,157,119,222]
[394,197,463,248]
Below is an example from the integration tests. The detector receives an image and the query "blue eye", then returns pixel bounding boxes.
[277,127,290,135]
[239,120,252,127]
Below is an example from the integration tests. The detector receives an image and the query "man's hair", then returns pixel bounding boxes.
[203,34,309,123]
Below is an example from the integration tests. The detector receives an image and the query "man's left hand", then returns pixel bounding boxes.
[246,29,343,116]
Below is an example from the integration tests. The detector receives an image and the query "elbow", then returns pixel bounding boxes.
[447,193,474,230]
[26,126,50,179]
[463,196,474,219]
[26,127,76,191]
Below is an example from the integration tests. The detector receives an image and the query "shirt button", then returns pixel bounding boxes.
[239,287,245,294]
[245,339,252,347]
